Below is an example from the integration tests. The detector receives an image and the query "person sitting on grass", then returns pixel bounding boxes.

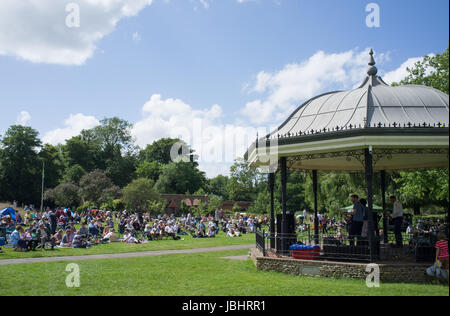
[144,224,153,240]
[11,226,27,252]
[96,219,104,235]
[123,229,140,244]
[72,230,90,248]
[106,217,114,229]
[60,228,75,248]
[52,229,64,245]
[207,221,216,238]
[194,222,206,238]
[165,222,181,240]
[88,220,99,237]
[57,216,66,230]
[178,224,188,236]
[23,228,35,251]
[147,225,156,241]
[103,228,118,243]
[79,222,89,236]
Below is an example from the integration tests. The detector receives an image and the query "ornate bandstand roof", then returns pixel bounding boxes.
[246,50,449,172]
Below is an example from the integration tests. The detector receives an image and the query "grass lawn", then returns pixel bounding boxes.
[0,249,447,296]
[0,232,254,260]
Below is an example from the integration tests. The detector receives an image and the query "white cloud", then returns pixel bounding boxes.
[242,48,390,125]
[0,0,153,65]
[16,111,32,126]
[382,55,433,85]
[132,94,269,177]
[42,113,100,145]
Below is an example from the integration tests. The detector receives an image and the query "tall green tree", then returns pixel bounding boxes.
[44,182,81,207]
[155,162,207,194]
[139,138,197,166]
[136,161,162,182]
[123,178,161,212]
[79,170,121,207]
[227,159,261,202]
[62,134,102,172]
[393,45,449,93]
[39,144,64,189]
[0,125,42,204]
[61,164,87,185]
[391,45,449,211]
[93,117,136,158]
[208,174,230,200]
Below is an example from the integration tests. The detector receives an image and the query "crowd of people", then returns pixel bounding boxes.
[0,206,268,253]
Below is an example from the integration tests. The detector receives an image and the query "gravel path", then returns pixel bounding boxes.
[0,244,254,266]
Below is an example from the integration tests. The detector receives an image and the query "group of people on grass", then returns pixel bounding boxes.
[0,207,267,252]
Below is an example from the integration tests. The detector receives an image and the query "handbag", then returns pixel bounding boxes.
[361,221,369,238]
[427,260,449,281]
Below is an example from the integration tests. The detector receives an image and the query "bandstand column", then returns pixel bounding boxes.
[269,172,275,249]
[381,170,388,244]
[365,148,376,263]
[312,170,319,245]
[280,157,288,253]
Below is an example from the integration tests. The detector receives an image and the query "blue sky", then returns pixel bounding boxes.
[0,0,448,177]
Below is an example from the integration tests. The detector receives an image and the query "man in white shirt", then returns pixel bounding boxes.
[390,196,403,248]
[165,223,180,240]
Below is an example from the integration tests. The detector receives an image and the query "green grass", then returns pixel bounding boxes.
[0,249,447,296]
[0,232,254,260]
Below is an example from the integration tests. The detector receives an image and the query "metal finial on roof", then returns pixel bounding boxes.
[367,49,378,76]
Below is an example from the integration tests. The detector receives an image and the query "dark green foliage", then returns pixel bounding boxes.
[79,170,121,207]
[0,125,42,204]
[122,178,161,212]
[155,162,207,194]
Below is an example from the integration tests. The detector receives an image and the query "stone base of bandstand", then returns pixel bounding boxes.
[249,248,434,284]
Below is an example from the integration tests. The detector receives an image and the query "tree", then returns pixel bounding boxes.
[391,45,449,212]
[45,182,81,207]
[92,117,136,158]
[192,200,208,217]
[249,190,281,215]
[0,125,42,204]
[79,170,121,207]
[207,195,223,214]
[39,144,64,190]
[393,45,449,94]
[104,153,137,188]
[149,200,166,215]
[62,135,101,172]
[393,169,449,210]
[155,162,207,194]
[227,159,260,202]
[62,164,87,185]
[136,161,163,182]
[208,175,229,200]
[123,178,161,212]
[139,138,197,166]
